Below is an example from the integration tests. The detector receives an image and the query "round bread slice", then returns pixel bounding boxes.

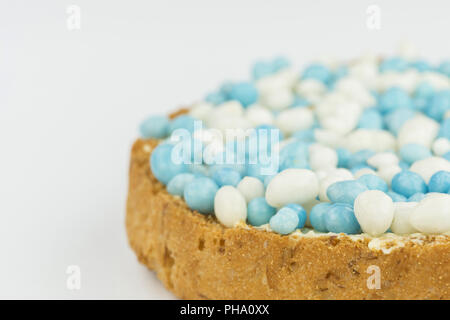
[126,138,450,300]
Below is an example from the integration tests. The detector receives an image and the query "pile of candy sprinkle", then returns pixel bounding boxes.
[140,52,450,237]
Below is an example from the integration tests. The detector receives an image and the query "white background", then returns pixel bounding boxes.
[1,0,449,299]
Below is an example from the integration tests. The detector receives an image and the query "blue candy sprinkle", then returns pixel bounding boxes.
[301,63,332,85]
[358,174,389,192]
[426,90,450,122]
[347,149,375,169]
[229,82,259,107]
[247,198,277,226]
[188,163,210,177]
[209,150,247,176]
[358,108,384,130]
[150,143,189,185]
[167,173,196,196]
[428,171,450,193]
[386,191,407,202]
[285,204,307,229]
[168,115,197,134]
[331,65,348,83]
[398,160,410,170]
[263,174,276,188]
[350,164,374,174]
[378,87,413,114]
[327,180,368,205]
[413,82,434,111]
[311,117,321,129]
[439,118,450,140]
[252,57,290,80]
[411,60,432,72]
[336,148,352,168]
[246,161,277,181]
[212,167,242,187]
[279,141,310,171]
[437,61,450,77]
[269,207,299,235]
[325,203,361,234]
[183,177,219,214]
[443,151,450,162]
[219,82,233,98]
[205,91,227,105]
[309,203,332,232]
[292,129,315,142]
[384,108,415,135]
[251,124,284,147]
[171,136,204,165]
[139,115,170,139]
[415,82,435,98]
[272,56,291,72]
[399,143,432,165]
[408,192,426,202]
[379,57,409,73]
[247,125,283,165]
[291,96,310,108]
[391,170,428,198]
[252,61,274,80]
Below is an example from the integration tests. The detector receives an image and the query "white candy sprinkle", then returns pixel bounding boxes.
[308,144,338,171]
[354,168,377,179]
[317,55,339,69]
[260,88,294,110]
[189,102,214,121]
[348,60,378,88]
[256,69,296,94]
[391,202,419,235]
[314,129,344,148]
[426,192,447,199]
[334,77,376,108]
[397,115,439,149]
[320,113,360,136]
[376,71,420,93]
[274,68,298,87]
[410,156,450,183]
[237,177,265,203]
[316,94,362,135]
[245,104,274,126]
[275,108,314,136]
[354,190,394,236]
[367,152,399,169]
[209,116,251,134]
[377,165,402,187]
[266,169,319,207]
[330,168,354,179]
[202,139,225,164]
[213,100,244,117]
[214,186,247,228]
[315,170,329,181]
[295,79,327,104]
[345,129,396,153]
[432,138,450,156]
[410,193,450,234]
[192,128,222,145]
[420,72,450,90]
[317,168,353,181]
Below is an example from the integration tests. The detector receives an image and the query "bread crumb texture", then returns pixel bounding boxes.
[126,138,450,300]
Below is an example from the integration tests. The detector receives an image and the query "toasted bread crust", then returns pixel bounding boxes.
[126,138,450,300]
